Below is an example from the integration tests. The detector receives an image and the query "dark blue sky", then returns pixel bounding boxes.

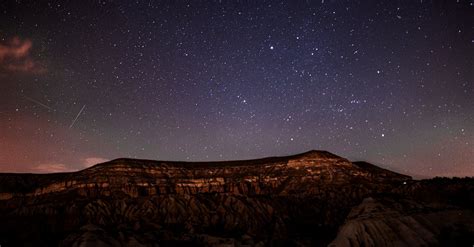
[0,0,472,177]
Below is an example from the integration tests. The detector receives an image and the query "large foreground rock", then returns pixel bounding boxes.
[329,197,474,247]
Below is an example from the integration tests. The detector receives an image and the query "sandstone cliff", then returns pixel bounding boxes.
[0,150,471,246]
[0,151,409,198]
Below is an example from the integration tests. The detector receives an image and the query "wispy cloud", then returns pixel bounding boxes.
[83,157,109,168]
[33,163,71,173]
[0,36,45,74]
[31,157,109,173]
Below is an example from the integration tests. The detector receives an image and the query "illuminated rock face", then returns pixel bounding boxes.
[0,151,471,246]
[0,150,410,199]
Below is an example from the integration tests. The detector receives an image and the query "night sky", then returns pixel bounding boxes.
[0,1,472,177]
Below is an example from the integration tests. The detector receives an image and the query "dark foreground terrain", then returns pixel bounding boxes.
[0,150,472,246]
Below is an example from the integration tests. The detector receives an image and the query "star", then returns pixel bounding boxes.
[0,0,470,177]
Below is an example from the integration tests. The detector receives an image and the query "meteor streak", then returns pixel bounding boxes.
[23,96,53,111]
[69,104,86,129]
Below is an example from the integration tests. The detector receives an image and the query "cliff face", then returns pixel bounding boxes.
[0,151,409,199]
[0,150,470,246]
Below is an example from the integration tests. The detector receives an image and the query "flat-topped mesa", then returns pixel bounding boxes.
[0,150,410,198]
[286,150,352,168]
[76,150,358,186]
[295,150,346,160]
[84,150,350,173]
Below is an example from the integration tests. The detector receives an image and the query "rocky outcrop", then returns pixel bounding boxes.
[329,197,474,247]
[0,150,471,246]
[0,151,409,199]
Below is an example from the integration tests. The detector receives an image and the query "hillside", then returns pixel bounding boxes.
[0,150,471,246]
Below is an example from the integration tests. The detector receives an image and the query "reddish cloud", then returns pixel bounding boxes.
[31,157,108,173]
[0,36,45,74]
[83,157,109,168]
[0,112,114,173]
[33,163,70,173]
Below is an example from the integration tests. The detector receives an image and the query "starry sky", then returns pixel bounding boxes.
[0,1,472,177]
